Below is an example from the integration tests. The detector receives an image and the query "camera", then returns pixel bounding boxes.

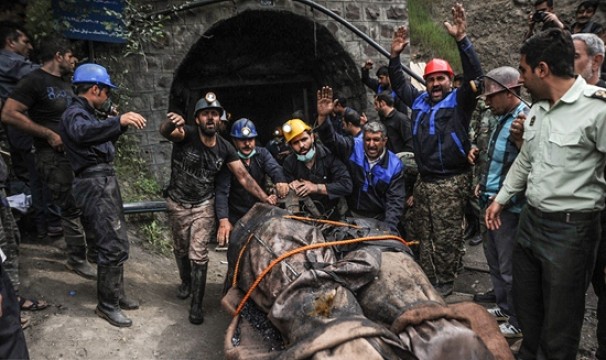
[532,10,548,23]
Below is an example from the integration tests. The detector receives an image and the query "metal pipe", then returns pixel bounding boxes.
[145,0,425,85]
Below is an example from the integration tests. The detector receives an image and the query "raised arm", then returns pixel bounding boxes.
[389,27,421,107]
[445,3,483,115]
[315,86,355,161]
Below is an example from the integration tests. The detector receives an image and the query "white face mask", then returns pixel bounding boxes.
[238,148,257,160]
[296,145,316,163]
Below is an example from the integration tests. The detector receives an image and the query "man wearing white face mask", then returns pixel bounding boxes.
[281,118,352,220]
[215,118,289,244]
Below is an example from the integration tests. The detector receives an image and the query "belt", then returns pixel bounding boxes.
[527,205,598,223]
[76,163,115,178]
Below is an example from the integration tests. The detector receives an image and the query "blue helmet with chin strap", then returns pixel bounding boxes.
[72,63,117,88]
[230,118,258,139]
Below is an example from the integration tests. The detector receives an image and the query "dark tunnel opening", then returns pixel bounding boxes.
[168,9,367,145]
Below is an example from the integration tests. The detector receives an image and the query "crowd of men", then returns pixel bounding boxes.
[1,0,606,359]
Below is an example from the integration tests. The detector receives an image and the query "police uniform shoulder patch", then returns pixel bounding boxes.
[592,89,606,101]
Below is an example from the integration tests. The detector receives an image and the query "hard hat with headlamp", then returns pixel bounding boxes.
[194,92,223,116]
[230,118,258,139]
[282,119,311,144]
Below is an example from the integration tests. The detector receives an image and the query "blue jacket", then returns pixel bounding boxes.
[317,119,405,233]
[389,37,483,181]
[60,96,126,174]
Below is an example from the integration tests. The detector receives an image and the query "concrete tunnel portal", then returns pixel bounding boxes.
[168,9,367,145]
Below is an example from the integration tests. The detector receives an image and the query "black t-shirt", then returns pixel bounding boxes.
[9,69,73,149]
[166,125,239,205]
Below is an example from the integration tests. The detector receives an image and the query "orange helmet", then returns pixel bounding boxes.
[424,59,454,79]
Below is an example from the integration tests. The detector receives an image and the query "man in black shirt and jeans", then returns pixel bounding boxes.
[160,93,276,325]
[1,37,96,280]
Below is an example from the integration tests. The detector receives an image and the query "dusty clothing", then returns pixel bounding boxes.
[165,125,238,206]
[224,204,505,359]
[166,197,215,264]
[60,97,131,267]
[282,143,352,219]
[215,146,286,224]
[415,172,470,285]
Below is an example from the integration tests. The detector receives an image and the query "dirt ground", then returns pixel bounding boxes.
[16,226,600,359]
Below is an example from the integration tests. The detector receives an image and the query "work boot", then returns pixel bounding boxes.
[66,246,97,279]
[96,264,132,327]
[175,254,192,299]
[118,266,139,310]
[189,263,208,325]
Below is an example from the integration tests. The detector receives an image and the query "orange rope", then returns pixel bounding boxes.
[233,234,409,316]
[231,233,255,288]
[283,215,363,229]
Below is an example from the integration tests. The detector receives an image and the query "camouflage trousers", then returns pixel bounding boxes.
[35,149,88,253]
[0,190,21,293]
[414,173,470,285]
[166,197,216,265]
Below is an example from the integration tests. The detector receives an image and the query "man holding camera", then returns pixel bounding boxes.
[524,0,566,41]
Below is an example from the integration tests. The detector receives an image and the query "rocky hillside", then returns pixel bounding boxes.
[416,0,605,72]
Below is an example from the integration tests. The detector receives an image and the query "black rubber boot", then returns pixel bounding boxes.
[175,254,192,299]
[96,265,132,327]
[189,263,207,325]
[118,266,139,310]
[66,246,97,280]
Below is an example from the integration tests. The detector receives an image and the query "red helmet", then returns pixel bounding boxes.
[423,59,454,79]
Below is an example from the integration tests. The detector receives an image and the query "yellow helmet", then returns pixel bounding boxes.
[282,119,311,143]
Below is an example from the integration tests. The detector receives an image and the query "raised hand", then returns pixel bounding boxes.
[120,112,147,130]
[443,2,467,42]
[316,86,334,124]
[391,26,410,57]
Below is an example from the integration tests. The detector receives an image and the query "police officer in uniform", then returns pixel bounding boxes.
[60,64,146,327]
[486,29,606,359]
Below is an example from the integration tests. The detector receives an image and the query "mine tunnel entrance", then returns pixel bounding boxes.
[168,9,367,145]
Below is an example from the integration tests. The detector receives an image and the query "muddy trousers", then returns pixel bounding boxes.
[0,262,29,359]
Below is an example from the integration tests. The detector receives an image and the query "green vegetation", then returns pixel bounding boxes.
[408,0,462,73]
[23,0,171,254]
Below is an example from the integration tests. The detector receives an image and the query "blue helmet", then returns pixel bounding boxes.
[230,118,258,139]
[72,63,117,88]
